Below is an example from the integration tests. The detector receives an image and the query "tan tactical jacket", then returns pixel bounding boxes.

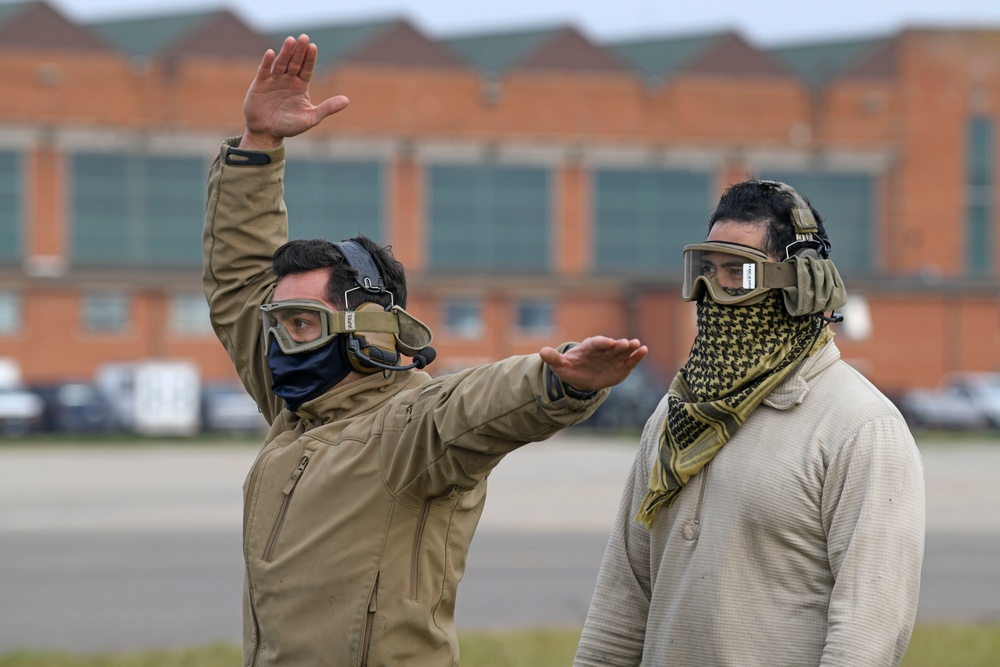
[203,138,607,666]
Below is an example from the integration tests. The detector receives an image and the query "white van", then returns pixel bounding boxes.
[95,360,201,437]
[0,357,44,435]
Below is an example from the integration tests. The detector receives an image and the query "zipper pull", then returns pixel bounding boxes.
[282,455,310,495]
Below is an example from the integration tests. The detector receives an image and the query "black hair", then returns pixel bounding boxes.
[271,235,408,310]
[708,179,832,259]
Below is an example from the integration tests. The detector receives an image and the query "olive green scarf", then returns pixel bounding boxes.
[636,291,831,528]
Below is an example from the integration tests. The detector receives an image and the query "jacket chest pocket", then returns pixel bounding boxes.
[262,452,312,563]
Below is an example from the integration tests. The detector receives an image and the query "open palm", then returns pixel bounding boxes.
[242,34,349,148]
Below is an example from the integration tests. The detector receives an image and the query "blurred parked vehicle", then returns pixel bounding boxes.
[575,366,666,433]
[201,384,267,434]
[941,372,1000,428]
[95,360,202,437]
[896,375,995,431]
[30,382,116,433]
[0,358,44,435]
[0,388,44,435]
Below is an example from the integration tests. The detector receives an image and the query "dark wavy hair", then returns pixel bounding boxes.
[271,235,407,310]
[709,179,832,259]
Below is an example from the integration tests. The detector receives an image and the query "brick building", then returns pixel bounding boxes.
[1,0,999,396]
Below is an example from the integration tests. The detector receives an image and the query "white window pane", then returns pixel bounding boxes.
[83,292,129,333]
[170,293,213,335]
[516,299,552,335]
[443,299,483,339]
[0,290,20,334]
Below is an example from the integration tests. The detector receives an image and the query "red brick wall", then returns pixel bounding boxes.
[1,30,999,394]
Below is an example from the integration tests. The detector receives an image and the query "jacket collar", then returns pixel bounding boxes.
[763,338,840,410]
[292,368,423,426]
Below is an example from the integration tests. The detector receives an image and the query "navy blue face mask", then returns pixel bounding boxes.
[267,338,352,411]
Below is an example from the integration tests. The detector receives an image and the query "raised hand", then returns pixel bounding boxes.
[241,34,350,150]
[540,336,648,392]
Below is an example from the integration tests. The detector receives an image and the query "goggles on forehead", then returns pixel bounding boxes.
[260,298,432,356]
[682,241,798,305]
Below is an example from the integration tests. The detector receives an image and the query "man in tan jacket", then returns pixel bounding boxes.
[203,34,647,666]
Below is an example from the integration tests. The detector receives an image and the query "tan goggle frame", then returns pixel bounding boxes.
[682,241,797,305]
[260,298,433,356]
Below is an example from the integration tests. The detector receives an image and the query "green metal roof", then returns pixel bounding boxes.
[267,19,398,67]
[90,10,226,58]
[444,27,564,74]
[769,36,893,87]
[0,1,30,25]
[609,32,725,80]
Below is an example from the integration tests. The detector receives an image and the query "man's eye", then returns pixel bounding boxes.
[700,263,716,277]
[728,268,744,280]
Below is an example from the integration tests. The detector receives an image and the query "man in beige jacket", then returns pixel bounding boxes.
[203,35,647,666]
[574,180,925,666]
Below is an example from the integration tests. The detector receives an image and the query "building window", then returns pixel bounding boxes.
[515,298,553,336]
[82,292,129,333]
[593,168,712,273]
[169,293,213,335]
[0,151,21,263]
[71,153,205,266]
[759,171,875,276]
[283,159,384,242]
[966,117,995,276]
[428,164,550,272]
[443,298,483,339]
[0,290,20,334]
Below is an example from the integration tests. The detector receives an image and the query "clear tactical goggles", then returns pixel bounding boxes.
[682,241,797,305]
[260,300,345,354]
[260,298,432,356]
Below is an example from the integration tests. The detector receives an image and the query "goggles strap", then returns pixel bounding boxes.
[330,310,399,336]
[761,262,799,290]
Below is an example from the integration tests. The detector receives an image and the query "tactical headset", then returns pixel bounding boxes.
[333,240,437,373]
[763,180,847,320]
[761,180,832,261]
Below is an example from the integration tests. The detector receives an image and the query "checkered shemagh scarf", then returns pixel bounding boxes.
[636,291,830,529]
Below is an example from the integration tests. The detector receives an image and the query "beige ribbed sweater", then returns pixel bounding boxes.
[574,341,926,667]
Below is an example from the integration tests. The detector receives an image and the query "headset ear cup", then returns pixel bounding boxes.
[345,334,369,373]
[344,302,402,373]
[346,333,400,373]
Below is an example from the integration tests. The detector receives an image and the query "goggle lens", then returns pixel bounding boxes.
[260,300,337,354]
[682,243,771,305]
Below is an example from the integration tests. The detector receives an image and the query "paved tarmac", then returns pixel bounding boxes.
[0,433,998,652]
[6,432,994,535]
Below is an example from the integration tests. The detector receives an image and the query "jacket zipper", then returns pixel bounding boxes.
[244,447,280,667]
[262,454,310,563]
[360,572,379,667]
[409,497,434,600]
[691,463,711,536]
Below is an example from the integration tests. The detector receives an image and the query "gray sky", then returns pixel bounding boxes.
[48,0,1000,46]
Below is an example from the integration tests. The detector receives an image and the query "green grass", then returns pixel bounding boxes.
[902,623,1000,667]
[1,624,997,667]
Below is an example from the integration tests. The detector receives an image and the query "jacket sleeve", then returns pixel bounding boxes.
[820,416,926,667]
[381,347,610,500]
[572,404,660,667]
[202,138,286,423]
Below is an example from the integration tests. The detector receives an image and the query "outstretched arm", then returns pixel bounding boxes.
[540,336,648,391]
[240,34,350,150]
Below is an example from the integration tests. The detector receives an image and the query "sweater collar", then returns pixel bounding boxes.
[763,339,840,410]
